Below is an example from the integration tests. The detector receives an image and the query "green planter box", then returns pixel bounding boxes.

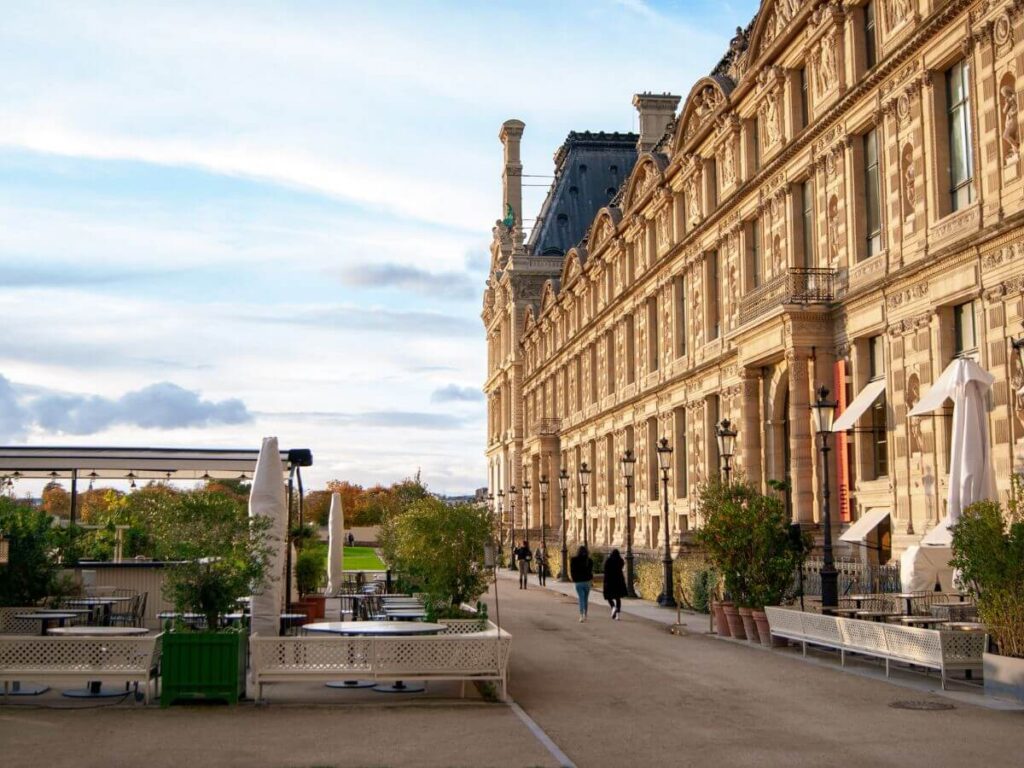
[160,631,247,707]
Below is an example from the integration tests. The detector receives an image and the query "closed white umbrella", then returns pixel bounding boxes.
[248,437,287,637]
[908,358,996,545]
[326,492,345,596]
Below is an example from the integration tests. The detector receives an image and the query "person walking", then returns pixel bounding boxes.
[569,545,594,622]
[534,545,548,586]
[603,548,628,620]
[514,540,532,589]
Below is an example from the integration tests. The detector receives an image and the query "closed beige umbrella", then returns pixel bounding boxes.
[248,437,287,638]
[326,492,345,596]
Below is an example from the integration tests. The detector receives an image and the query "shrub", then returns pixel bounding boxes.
[691,568,718,614]
[951,478,1024,658]
[0,497,58,606]
[695,479,800,609]
[295,542,327,596]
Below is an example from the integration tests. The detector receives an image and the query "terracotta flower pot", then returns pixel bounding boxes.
[303,595,326,620]
[722,602,746,639]
[738,606,759,644]
[712,600,731,637]
[752,609,784,647]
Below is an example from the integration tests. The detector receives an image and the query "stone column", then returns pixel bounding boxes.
[788,349,815,524]
[740,368,764,489]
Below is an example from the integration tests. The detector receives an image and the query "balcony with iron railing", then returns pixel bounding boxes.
[532,418,562,437]
[738,267,835,326]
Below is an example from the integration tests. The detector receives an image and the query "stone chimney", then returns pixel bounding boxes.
[499,119,525,228]
[632,92,681,153]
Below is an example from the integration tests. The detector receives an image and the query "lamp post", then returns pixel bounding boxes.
[507,485,518,572]
[810,385,839,609]
[578,462,591,548]
[716,418,738,482]
[522,479,531,543]
[655,437,676,608]
[496,489,504,565]
[620,449,638,598]
[539,475,549,579]
[558,468,569,581]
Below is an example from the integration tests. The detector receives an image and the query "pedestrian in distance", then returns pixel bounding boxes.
[514,540,532,589]
[346,532,355,547]
[603,548,627,620]
[535,545,548,586]
[569,545,594,622]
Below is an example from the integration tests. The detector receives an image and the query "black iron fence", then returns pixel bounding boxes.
[798,557,901,597]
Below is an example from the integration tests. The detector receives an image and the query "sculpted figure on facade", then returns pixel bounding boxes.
[902,144,916,212]
[722,138,737,187]
[827,195,840,261]
[1001,82,1020,166]
[763,93,781,147]
[817,33,837,95]
[887,0,912,29]
[687,178,702,225]
[657,206,670,248]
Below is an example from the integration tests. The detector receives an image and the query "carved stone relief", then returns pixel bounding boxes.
[1000,74,1020,167]
[901,144,916,216]
[763,91,783,148]
[722,138,737,187]
[887,0,913,31]
[827,195,841,262]
[816,32,837,96]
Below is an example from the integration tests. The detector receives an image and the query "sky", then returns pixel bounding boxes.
[0,0,759,494]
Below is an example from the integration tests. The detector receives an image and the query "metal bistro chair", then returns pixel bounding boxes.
[109,591,139,626]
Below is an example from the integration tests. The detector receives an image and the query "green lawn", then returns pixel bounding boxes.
[343,546,386,571]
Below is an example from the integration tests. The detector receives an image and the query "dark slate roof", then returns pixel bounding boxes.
[527,131,638,257]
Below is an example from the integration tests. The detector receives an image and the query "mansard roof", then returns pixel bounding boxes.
[527,131,638,258]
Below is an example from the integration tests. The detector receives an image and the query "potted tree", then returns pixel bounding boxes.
[697,480,801,645]
[294,540,327,619]
[0,498,59,607]
[156,490,272,707]
[950,482,1024,703]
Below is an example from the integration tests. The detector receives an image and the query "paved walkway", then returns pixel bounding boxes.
[490,568,1024,767]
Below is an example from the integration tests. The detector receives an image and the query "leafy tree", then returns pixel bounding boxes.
[41,482,70,518]
[0,497,59,606]
[388,498,491,607]
[303,490,333,527]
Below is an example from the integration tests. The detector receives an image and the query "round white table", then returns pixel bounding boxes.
[47,626,150,698]
[303,621,445,692]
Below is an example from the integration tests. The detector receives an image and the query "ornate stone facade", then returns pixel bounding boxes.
[484,0,1024,562]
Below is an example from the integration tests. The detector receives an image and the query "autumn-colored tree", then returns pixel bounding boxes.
[325,480,366,525]
[41,482,70,518]
[303,490,333,527]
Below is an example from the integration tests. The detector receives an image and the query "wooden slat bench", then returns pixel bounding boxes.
[764,607,985,689]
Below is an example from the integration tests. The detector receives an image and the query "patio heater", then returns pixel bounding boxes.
[620,449,638,598]
[655,438,676,608]
[716,418,737,482]
[557,468,569,582]
[578,463,591,548]
[811,385,839,609]
[506,485,517,572]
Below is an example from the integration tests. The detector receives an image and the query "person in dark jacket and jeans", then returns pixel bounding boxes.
[602,549,628,620]
[569,545,594,622]
[513,540,532,589]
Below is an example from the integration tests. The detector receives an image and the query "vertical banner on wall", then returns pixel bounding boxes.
[835,360,851,523]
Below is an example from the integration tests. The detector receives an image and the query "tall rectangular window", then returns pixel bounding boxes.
[865,1,877,70]
[871,396,888,478]
[749,219,762,289]
[673,275,686,358]
[606,434,615,505]
[953,300,978,357]
[707,250,720,341]
[868,335,885,380]
[589,344,598,404]
[575,356,582,413]
[625,315,636,384]
[647,295,659,373]
[647,417,659,501]
[798,67,809,130]
[606,329,616,395]
[801,179,814,268]
[707,395,720,478]
[752,117,761,171]
[863,129,882,259]
[947,61,974,212]
[673,407,687,498]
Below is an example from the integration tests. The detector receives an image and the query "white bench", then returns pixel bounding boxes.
[764,607,985,689]
[250,623,511,702]
[0,633,163,703]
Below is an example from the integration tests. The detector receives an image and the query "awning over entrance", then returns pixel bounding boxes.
[832,378,887,433]
[839,507,890,543]
[0,446,313,480]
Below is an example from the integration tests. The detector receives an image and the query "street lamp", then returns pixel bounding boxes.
[810,384,838,609]
[578,462,591,548]
[539,475,549,580]
[522,479,531,546]
[506,485,518,571]
[538,475,549,551]
[655,437,676,608]
[620,449,638,598]
[557,468,570,581]
[716,418,738,482]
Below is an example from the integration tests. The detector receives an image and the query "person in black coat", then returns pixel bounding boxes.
[603,549,628,620]
[569,545,594,622]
